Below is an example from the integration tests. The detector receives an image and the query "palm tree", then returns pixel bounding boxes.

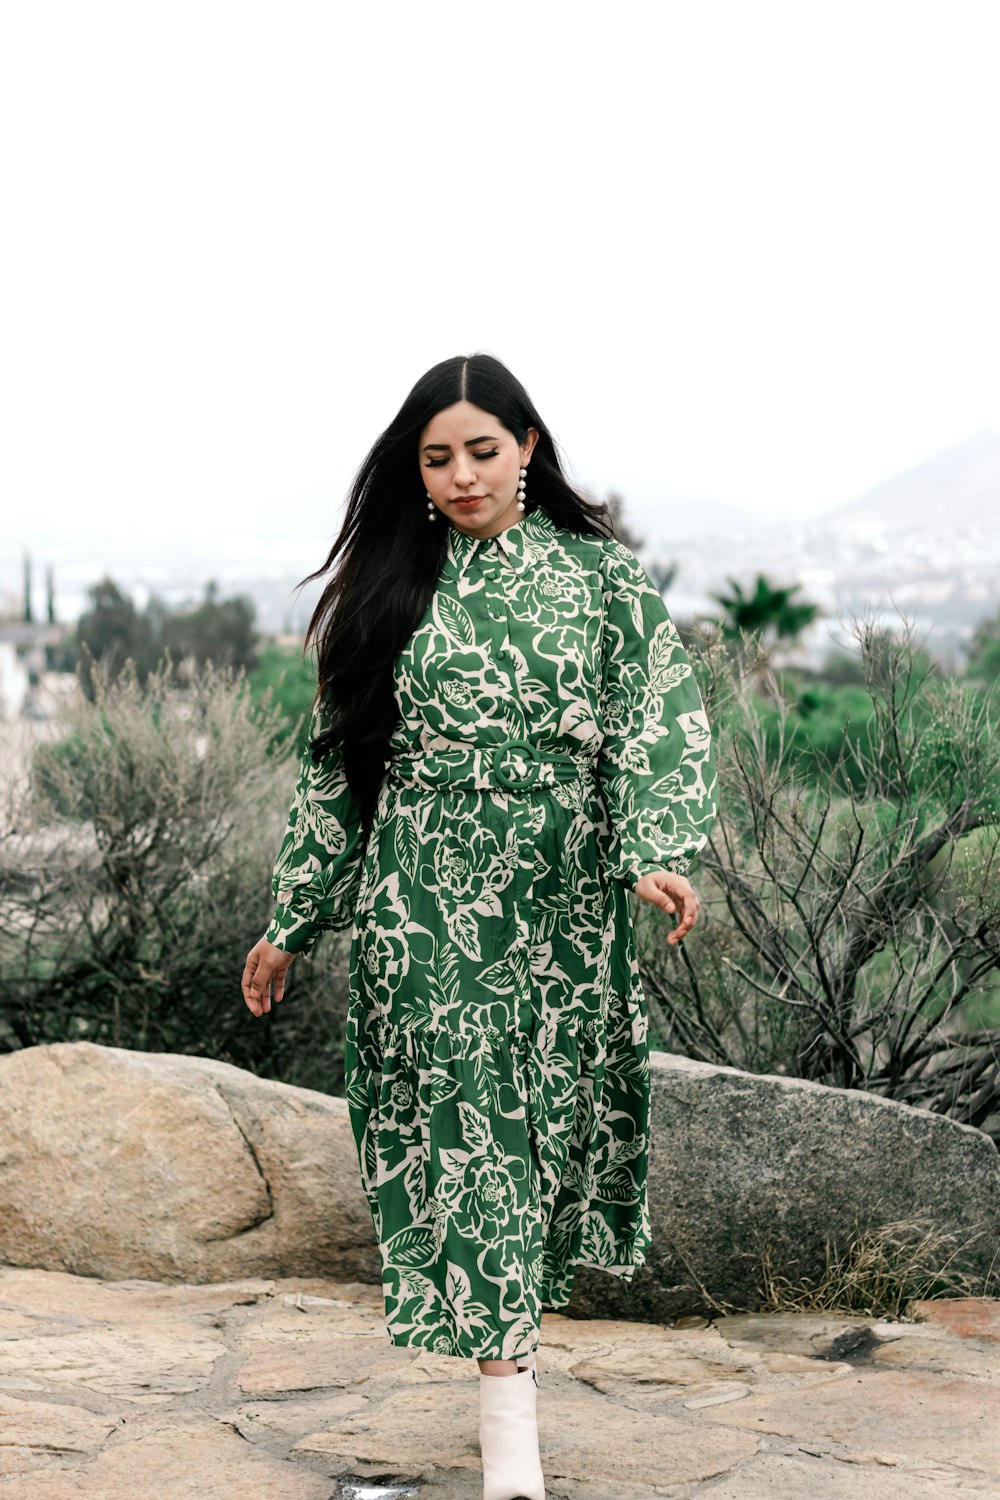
[705,574,820,695]
[710,574,819,643]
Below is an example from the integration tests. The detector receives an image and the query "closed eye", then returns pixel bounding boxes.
[425,449,499,468]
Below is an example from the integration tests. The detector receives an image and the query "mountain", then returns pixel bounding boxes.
[817,427,1000,536]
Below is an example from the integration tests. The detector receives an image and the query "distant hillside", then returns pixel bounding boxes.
[819,427,1000,533]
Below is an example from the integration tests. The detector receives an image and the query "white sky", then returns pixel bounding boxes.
[2,0,998,582]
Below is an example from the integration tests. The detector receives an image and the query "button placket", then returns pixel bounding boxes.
[494,539,517,657]
[495,566,520,690]
[472,536,520,713]
[480,546,507,651]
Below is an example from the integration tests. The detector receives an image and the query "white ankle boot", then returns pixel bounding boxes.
[479,1365,545,1500]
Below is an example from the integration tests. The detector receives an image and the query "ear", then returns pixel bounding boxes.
[522,427,540,463]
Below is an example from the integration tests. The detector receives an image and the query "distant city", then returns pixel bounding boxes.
[654,426,1000,671]
[4,428,999,674]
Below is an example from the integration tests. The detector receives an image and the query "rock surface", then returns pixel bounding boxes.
[570,1051,1000,1320]
[1,1043,998,1322]
[0,1267,998,1497]
[0,1041,379,1285]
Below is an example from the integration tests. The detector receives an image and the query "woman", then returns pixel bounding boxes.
[242,353,719,1500]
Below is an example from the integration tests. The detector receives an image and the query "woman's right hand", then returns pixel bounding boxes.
[242,937,298,1018]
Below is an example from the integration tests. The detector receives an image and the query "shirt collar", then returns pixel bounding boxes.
[445,505,557,576]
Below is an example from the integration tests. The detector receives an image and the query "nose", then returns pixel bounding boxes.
[453,455,477,487]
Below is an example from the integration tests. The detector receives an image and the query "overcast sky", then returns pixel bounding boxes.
[2,0,998,589]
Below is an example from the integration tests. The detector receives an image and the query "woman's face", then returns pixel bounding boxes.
[419,400,538,537]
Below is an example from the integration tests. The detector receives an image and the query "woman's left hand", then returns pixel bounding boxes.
[633,870,701,944]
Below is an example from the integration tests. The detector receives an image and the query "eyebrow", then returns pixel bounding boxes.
[421,434,498,452]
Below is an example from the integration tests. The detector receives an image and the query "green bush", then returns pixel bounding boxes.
[0,652,352,1096]
[640,610,1000,1141]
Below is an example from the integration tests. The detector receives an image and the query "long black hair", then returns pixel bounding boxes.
[294,352,619,839]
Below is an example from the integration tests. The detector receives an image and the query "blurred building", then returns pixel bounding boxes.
[0,555,74,721]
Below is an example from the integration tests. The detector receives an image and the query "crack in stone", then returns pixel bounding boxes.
[200,1085,276,1241]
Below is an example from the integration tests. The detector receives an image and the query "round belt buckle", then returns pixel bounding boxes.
[492,738,541,789]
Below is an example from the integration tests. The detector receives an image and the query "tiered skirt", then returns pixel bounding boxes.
[342,770,652,1360]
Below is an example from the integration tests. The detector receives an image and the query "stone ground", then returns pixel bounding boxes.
[0,1267,998,1498]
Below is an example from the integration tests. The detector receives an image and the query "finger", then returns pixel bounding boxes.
[636,880,676,913]
[249,960,274,1015]
[243,980,265,1017]
[273,965,287,1004]
[241,956,264,1017]
[669,898,701,943]
[243,989,264,1017]
[674,910,698,939]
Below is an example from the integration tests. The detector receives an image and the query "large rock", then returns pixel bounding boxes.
[568,1051,1000,1321]
[0,1042,379,1284]
[0,1043,997,1319]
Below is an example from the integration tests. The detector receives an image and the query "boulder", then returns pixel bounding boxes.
[0,1042,379,1284]
[0,1043,997,1321]
[567,1052,1000,1320]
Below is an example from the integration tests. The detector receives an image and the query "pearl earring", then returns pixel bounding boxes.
[516,467,527,511]
[426,489,437,521]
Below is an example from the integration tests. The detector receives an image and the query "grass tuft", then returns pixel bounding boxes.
[752,1218,999,1321]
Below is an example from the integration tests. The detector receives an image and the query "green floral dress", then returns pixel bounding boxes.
[264,505,718,1360]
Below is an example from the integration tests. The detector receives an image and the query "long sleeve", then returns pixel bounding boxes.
[597,539,719,890]
[263,693,366,955]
